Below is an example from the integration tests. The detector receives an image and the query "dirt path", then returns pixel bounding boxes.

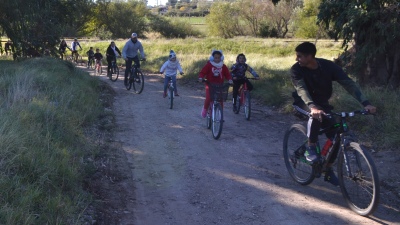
[86,67,400,225]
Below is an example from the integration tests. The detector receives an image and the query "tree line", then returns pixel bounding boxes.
[0,0,399,87]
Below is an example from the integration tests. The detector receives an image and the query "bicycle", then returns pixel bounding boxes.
[126,59,145,94]
[283,109,379,216]
[234,77,257,120]
[202,80,231,140]
[95,59,103,76]
[108,56,120,82]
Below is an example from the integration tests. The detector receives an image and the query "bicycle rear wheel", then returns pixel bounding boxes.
[283,124,315,185]
[168,86,174,109]
[206,107,211,129]
[337,142,380,216]
[132,70,144,94]
[110,65,119,82]
[244,91,251,120]
[211,104,223,140]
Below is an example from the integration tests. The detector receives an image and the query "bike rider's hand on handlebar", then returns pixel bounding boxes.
[364,105,377,114]
[310,107,326,122]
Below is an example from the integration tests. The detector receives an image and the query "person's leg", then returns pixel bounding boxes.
[163,76,169,97]
[107,57,112,74]
[232,80,240,106]
[202,85,211,118]
[246,79,254,91]
[124,58,133,85]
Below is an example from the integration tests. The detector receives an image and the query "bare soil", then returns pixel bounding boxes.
[84,66,400,225]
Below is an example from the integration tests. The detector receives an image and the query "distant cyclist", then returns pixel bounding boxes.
[122,33,146,86]
[70,38,82,62]
[230,53,260,112]
[86,47,95,68]
[106,41,122,76]
[5,40,12,56]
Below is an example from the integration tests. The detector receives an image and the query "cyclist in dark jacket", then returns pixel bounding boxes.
[106,41,122,76]
[290,42,376,186]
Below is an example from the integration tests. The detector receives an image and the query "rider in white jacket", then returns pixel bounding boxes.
[160,50,183,97]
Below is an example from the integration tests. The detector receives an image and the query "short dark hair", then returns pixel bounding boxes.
[212,50,222,57]
[295,42,317,57]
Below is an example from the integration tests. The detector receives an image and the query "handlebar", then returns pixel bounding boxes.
[303,109,371,119]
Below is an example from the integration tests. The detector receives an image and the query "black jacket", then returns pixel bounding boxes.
[106,45,121,59]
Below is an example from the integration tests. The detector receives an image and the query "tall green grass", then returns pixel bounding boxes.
[0,57,104,224]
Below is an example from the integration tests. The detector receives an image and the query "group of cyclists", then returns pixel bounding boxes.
[59,35,377,186]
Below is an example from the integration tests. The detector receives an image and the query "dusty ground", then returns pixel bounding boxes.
[84,66,400,225]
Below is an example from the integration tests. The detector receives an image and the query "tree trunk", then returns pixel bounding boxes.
[361,51,400,88]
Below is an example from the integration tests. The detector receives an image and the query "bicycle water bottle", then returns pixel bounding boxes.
[321,139,333,156]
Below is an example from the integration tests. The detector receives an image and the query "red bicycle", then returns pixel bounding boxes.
[234,77,256,120]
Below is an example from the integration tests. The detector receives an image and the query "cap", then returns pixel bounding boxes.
[131,33,138,38]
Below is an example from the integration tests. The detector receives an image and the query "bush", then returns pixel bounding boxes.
[149,15,202,38]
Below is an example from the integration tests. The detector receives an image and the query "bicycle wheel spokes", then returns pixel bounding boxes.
[283,124,315,185]
[211,104,223,139]
[132,70,144,94]
[110,65,119,82]
[338,142,379,216]
[244,91,251,120]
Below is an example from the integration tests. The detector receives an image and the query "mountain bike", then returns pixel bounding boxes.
[166,77,176,109]
[203,80,231,140]
[95,59,102,76]
[234,77,257,120]
[283,109,379,216]
[108,56,119,82]
[126,59,145,94]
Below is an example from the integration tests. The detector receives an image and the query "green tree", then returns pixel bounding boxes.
[292,0,327,38]
[90,0,148,39]
[237,0,269,36]
[206,2,244,38]
[0,0,92,58]
[319,0,400,87]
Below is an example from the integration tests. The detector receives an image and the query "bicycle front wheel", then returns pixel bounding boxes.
[206,107,211,129]
[133,70,144,94]
[244,91,251,120]
[234,96,240,114]
[211,104,223,140]
[283,124,315,185]
[110,65,119,82]
[338,142,380,216]
[169,86,174,109]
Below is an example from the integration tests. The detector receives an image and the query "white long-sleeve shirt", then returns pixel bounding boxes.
[160,60,183,77]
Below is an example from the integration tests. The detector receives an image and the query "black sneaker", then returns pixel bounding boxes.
[304,145,319,163]
[324,168,339,186]
[233,104,237,112]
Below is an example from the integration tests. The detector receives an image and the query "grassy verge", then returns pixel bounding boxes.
[73,37,398,149]
[0,57,107,224]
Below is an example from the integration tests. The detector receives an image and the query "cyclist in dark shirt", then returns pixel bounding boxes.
[290,42,376,185]
[106,41,122,76]
[93,48,103,65]
[5,40,12,56]
[59,39,70,60]
[86,47,95,68]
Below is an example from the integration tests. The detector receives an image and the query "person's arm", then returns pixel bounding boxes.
[177,62,184,74]
[291,66,318,109]
[122,42,128,60]
[160,61,168,73]
[198,62,210,80]
[78,42,82,50]
[116,47,122,56]
[223,65,233,83]
[139,42,145,59]
[247,65,259,79]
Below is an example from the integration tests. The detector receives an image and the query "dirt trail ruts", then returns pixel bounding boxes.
[85,66,400,225]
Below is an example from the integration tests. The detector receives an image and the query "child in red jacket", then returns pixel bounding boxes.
[198,50,232,118]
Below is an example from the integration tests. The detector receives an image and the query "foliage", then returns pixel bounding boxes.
[149,15,202,38]
[292,0,329,38]
[206,2,244,38]
[0,58,104,223]
[89,0,149,39]
[0,0,92,58]
[318,0,400,87]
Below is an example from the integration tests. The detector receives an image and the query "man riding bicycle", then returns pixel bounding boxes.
[70,38,82,62]
[122,33,146,86]
[290,42,376,186]
[106,41,122,77]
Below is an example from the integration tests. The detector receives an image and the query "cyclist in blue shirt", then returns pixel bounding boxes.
[122,33,146,86]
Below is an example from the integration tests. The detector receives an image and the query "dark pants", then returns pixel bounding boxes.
[107,56,115,73]
[232,79,253,105]
[125,56,140,79]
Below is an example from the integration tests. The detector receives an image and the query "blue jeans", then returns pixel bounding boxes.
[164,76,177,93]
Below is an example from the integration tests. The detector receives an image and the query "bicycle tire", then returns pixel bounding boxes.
[234,96,240,114]
[283,124,315,185]
[132,69,144,94]
[337,142,380,216]
[206,107,212,129]
[212,104,223,139]
[110,65,119,82]
[244,91,251,120]
[169,86,174,109]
